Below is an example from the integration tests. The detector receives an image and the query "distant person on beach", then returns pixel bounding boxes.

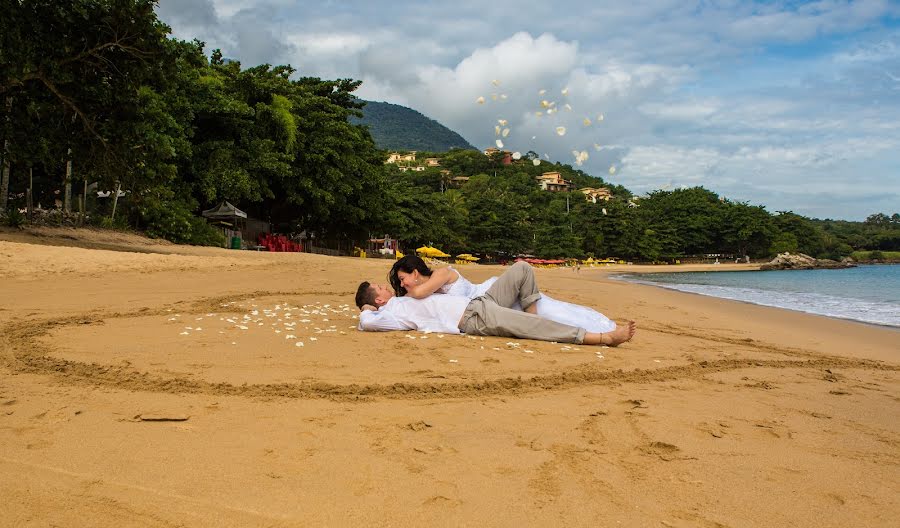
[389,255,616,333]
[356,261,636,347]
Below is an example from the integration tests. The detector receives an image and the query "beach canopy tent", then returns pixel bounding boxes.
[203,201,248,248]
[455,253,480,261]
[202,201,248,221]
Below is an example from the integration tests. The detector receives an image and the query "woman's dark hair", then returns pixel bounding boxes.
[389,255,433,296]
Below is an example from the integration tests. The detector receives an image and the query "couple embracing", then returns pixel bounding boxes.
[355,256,636,347]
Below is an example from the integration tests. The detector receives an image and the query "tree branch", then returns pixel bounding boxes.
[36,73,106,147]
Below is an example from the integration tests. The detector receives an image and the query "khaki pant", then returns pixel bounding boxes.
[459,261,586,344]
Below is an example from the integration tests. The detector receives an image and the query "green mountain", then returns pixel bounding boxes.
[354,100,476,152]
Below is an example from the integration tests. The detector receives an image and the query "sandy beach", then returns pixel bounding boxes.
[1,227,897,527]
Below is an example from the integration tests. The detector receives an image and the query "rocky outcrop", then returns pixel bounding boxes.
[760,252,857,271]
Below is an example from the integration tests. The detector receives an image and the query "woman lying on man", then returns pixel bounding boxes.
[388,255,617,333]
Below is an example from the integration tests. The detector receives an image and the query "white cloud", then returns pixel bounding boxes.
[153,1,900,219]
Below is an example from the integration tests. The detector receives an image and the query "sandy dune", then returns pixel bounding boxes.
[1,227,897,527]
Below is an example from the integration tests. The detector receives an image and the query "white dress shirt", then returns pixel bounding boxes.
[358,295,472,334]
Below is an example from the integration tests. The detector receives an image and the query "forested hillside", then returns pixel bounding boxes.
[353,101,476,152]
[1,1,896,262]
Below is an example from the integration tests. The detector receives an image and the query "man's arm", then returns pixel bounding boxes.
[357,304,411,332]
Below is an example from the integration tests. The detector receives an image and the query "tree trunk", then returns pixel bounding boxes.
[0,140,9,214]
[80,179,87,226]
[64,149,73,213]
[110,181,121,220]
[26,167,33,222]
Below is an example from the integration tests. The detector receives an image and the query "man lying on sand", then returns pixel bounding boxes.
[355,261,636,346]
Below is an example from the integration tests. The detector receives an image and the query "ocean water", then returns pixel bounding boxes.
[615,265,900,327]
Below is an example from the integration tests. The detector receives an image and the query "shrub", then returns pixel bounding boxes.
[2,208,26,228]
[138,198,224,246]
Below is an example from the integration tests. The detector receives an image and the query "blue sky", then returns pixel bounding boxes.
[156,0,900,220]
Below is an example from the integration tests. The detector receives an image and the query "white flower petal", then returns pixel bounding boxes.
[555,126,566,136]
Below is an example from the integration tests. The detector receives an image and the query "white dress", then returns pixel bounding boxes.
[438,267,616,333]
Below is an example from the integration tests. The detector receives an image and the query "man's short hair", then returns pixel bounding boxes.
[355,281,377,309]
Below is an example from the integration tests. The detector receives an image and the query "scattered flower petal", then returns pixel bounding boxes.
[476,96,485,104]
[583,118,592,126]
[512,151,522,160]
[609,165,616,175]
[495,139,504,148]
[556,126,566,136]
[532,159,541,166]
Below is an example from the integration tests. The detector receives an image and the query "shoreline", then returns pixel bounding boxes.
[1,232,898,526]
[610,272,900,331]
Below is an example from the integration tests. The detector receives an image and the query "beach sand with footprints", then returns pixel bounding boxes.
[1,227,898,527]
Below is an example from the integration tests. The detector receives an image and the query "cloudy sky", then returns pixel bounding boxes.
[156,0,900,220]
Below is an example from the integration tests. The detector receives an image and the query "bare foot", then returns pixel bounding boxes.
[583,321,636,347]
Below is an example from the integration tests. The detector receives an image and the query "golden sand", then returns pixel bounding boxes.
[1,227,897,527]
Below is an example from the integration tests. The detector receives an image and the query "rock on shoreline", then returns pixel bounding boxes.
[759,252,856,271]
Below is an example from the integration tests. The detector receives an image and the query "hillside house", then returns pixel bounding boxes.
[535,172,575,192]
[385,152,417,164]
[580,187,612,203]
[483,147,512,165]
[450,176,470,186]
[425,158,441,166]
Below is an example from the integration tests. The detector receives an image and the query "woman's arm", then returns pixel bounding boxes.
[405,267,456,299]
